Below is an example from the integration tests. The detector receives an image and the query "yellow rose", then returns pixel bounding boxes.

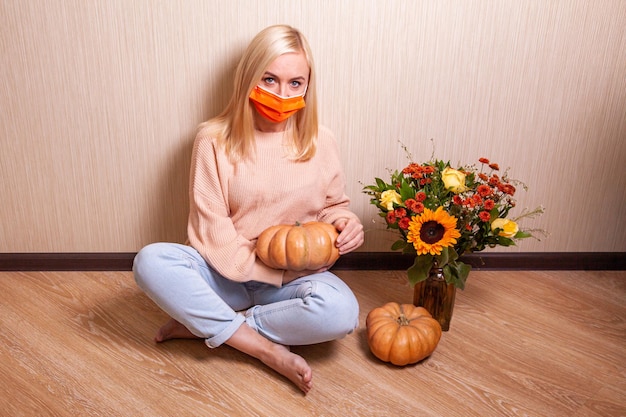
[491,218,519,238]
[441,167,467,193]
[380,190,402,211]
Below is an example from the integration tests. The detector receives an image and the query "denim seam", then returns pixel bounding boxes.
[204,313,246,348]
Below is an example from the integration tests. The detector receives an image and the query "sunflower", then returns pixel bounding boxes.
[407,207,461,256]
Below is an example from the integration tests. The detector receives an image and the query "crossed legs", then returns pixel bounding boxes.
[154,318,312,393]
[134,243,357,394]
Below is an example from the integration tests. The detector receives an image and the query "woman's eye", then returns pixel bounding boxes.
[263,77,275,84]
[290,81,301,88]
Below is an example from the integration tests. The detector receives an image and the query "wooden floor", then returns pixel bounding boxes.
[0,269,624,417]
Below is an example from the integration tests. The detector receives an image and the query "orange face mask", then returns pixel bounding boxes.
[249,85,306,123]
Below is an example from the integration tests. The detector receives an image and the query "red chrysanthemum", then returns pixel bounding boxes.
[499,183,516,196]
[404,199,418,212]
[395,208,407,218]
[477,184,492,197]
[479,211,491,222]
[402,163,420,175]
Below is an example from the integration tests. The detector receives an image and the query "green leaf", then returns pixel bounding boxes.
[399,180,416,201]
[496,236,515,246]
[407,255,433,286]
[438,246,460,266]
[489,207,500,221]
[402,244,417,255]
[443,260,471,290]
[391,240,407,251]
[434,246,450,266]
[387,222,399,230]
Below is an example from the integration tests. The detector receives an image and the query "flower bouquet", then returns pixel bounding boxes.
[363,149,544,291]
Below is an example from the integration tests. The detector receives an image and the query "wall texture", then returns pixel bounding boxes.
[1,0,625,253]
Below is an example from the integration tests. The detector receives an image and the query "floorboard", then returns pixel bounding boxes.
[0,270,624,416]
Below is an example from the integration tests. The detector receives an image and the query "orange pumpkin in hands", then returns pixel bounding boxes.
[366,302,442,366]
[256,221,340,271]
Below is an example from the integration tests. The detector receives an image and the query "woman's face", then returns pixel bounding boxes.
[258,52,309,97]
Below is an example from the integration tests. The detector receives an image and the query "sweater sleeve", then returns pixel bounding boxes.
[186,134,284,286]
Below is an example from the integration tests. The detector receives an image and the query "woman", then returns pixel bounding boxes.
[133,25,364,394]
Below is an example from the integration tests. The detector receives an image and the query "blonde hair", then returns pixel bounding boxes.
[199,25,319,163]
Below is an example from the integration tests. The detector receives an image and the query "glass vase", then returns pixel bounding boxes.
[412,265,457,331]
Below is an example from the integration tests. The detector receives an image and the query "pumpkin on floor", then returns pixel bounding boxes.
[366,302,442,366]
[256,221,340,271]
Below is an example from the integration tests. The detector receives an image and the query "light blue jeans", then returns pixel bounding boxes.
[133,243,359,348]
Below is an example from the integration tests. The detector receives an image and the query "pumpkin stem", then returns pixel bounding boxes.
[397,305,410,326]
[396,314,410,326]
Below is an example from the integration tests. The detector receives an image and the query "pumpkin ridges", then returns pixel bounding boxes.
[367,321,399,362]
[365,302,442,366]
[389,326,418,366]
[408,321,432,363]
[367,308,405,363]
[285,226,308,270]
[389,307,426,366]
[410,317,442,347]
[305,223,332,267]
[407,315,442,362]
[256,225,282,269]
[316,223,340,265]
[256,221,340,271]
[410,306,432,319]
[267,226,291,269]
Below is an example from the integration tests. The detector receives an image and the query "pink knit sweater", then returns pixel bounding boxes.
[187,125,359,286]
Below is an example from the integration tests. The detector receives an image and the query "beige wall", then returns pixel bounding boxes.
[1,0,625,253]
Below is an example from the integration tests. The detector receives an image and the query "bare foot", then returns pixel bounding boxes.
[226,324,313,394]
[154,319,313,393]
[260,344,313,394]
[155,319,201,343]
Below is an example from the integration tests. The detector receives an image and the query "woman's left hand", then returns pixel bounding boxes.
[333,218,364,255]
